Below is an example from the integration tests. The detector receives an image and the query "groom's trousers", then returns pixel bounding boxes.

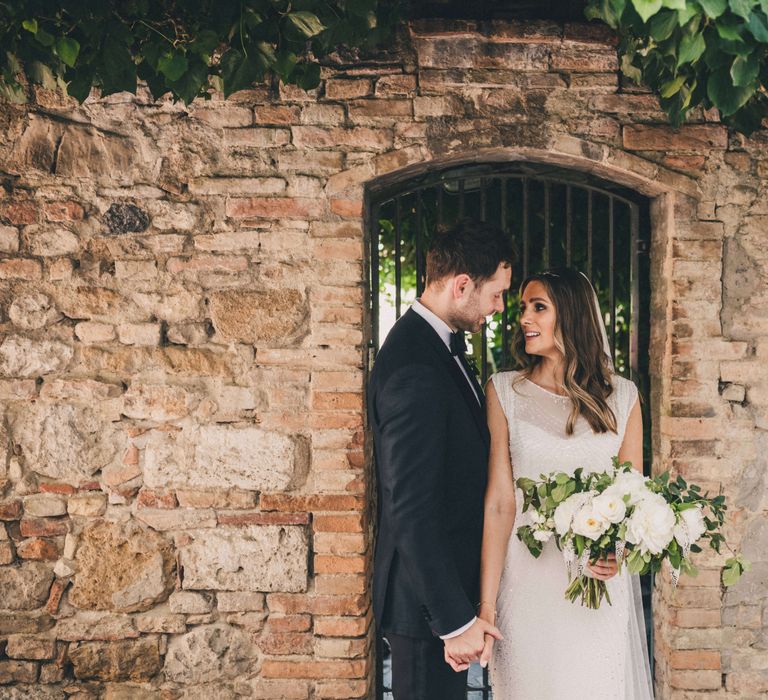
[387,633,468,700]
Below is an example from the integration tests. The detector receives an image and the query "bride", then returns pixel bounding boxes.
[478,268,654,699]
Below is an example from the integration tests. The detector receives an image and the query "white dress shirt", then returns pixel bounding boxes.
[411,299,479,638]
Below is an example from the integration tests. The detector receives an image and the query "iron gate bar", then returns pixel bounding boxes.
[522,178,530,280]
[609,196,616,362]
[587,189,593,280]
[416,191,425,296]
[630,204,640,382]
[395,198,402,320]
[544,181,551,268]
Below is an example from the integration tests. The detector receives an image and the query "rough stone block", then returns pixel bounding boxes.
[67,493,107,517]
[179,525,308,592]
[8,293,61,330]
[0,224,19,253]
[0,660,38,684]
[117,323,162,346]
[10,404,121,483]
[0,562,54,610]
[143,424,307,492]
[5,635,57,660]
[22,494,67,518]
[0,337,72,377]
[74,322,116,344]
[16,538,59,561]
[25,227,79,257]
[53,611,138,641]
[208,289,307,344]
[122,383,193,421]
[69,637,161,681]
[168,591,212,614]
[163,625,257,684]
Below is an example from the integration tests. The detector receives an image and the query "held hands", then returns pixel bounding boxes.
[443,616,502,673]
[586,552,619,581]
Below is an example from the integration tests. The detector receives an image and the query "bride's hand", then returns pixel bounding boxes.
[587,552,618,580]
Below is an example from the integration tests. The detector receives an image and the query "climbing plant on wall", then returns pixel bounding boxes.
[0,0,399,105]
[586,0,768,134]
[2,0,768,135]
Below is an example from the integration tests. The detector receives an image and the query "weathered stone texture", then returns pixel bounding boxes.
[163,625,257,684]
[9,404,121,482]
[0,562,54,610]
[69,520,174,612]
[208,289,308,344]
[179,526,308,592]
[143,424,308,491]
[69,637,162,681]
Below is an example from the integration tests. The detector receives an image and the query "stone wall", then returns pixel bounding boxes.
[0,17,766,699]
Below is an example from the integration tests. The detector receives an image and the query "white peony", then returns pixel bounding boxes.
[529,509,546,526]
[673,505,707,548]
[624,492,676,555]
[611,469,650,505]
[533,529,554,543]
[554,492,594,536]
[571,503,610,540]
[592,488,628,524]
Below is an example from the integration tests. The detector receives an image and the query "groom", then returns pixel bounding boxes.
[368,219,514,699]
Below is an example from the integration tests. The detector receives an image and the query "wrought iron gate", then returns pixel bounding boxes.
[366,161,651,699]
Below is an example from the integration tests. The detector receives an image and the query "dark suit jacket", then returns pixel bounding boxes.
[368,308,490,639]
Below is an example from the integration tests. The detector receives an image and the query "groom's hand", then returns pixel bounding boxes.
[443,618,503,668]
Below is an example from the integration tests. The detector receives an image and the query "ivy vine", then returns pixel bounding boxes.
[0,0,399,105]
[586,0,768,134]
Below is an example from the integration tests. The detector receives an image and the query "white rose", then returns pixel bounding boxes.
[529,509,545,526]
[571,503,610,540]
[673,506,707,547]
[533,529,554,543]
[554,492,594,536]
[624,492,676,555]
[592,489,628,524]
[612,469,650,505]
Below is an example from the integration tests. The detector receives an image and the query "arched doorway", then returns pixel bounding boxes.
[366,161,652,698]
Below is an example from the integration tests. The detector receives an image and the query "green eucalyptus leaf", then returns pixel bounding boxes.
[697,0,727,18]
[677,5,701,24]
[731,52,760,85]
[157,52,188,82]
[716,17,746,42]
[661,0,686,8]
[678,30,706,65]
[66,70,94,102]
[55,37,80,68]
[722,562,741,586]
[21,19,38,34]
[35,28,55,47]
[287,11,327,38]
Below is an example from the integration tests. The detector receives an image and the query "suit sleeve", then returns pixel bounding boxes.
[375,363,476,636]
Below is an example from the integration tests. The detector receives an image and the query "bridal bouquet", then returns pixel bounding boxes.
[516,458,750,609]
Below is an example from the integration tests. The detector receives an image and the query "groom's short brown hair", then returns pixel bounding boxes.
[426,218,516,286]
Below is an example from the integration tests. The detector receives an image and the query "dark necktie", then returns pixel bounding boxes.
[449,331,467,356]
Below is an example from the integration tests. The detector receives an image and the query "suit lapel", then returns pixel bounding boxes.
[404,310,490,446]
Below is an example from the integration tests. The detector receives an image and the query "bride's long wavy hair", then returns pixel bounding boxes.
[512,267,617,435]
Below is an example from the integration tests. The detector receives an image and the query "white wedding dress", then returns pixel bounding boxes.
[489,370,654,699]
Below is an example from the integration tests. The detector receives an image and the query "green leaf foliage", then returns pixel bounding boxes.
[0,0,399,105]
[587,0,768,133]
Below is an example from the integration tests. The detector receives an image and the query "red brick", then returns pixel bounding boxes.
[623,125,727,151]
[268,614,312,633]
[259,494,364,512]
[267,594,367,616]
[261,659,366,679]
[45,579,67,615]
[261,631,314,655]
[671,608,721,628]
[348,99,413,119]
[550,46,618,72]
[20,517,69,538]
[166,255,248,274]
[330,199,362,218]
[313,514,365,533]
[0,259,42,280]
[254,105,301,124]
[136,488,178,509]
[314,533,366,555]
[314,574,367,595]
[314,614,371,637]
[315,680,369,699]
[226,197,324,219]
[43,201,84,221]
[325,79,373,99]
[376,74,417,97]
[670,669,722,690]
[38,483,77,496]
[670,649,721,670]
[16,538,59,561]
[216,511,310,526]
[291,126,393,151]
[0,201,38,225]
[0,541,14,565]
[0,500,23,521]
[314,555,366,574]
[311,392,363,411]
